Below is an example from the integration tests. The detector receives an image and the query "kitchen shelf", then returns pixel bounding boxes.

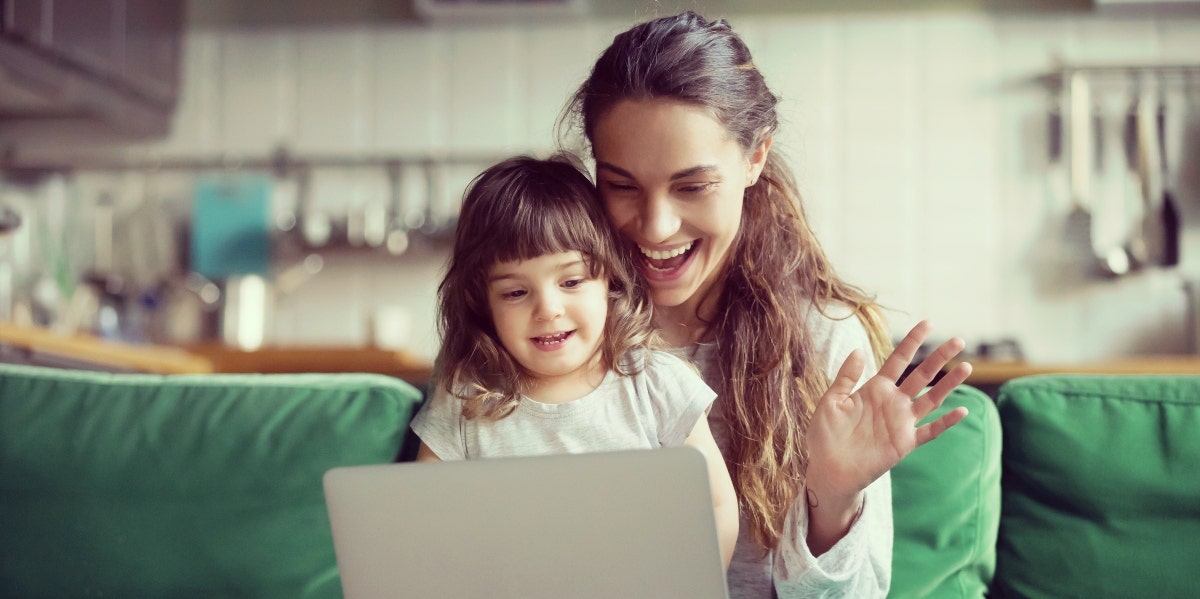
[952,356,1200,386]
[185,343,433,387]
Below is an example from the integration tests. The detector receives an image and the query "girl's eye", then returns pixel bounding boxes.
[500,289,526,300]
[562,278,585,289]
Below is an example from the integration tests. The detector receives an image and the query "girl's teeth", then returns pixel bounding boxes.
[639,241,694,260]
[536,332,570,343]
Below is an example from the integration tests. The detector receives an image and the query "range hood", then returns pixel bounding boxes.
[0,0,185,146]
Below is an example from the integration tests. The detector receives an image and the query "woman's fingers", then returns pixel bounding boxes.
[914,405,969,446]
[910,361,973,423]
[896,336,967,399]
[877,320,932,382]
[828,349,867,400]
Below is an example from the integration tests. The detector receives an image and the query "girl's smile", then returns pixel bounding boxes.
[487,251,609,402]
[531,330,575,350]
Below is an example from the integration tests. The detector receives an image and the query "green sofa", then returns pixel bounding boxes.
[0,362,421,598]
[3,360,1196,598]
[891,374,1200,599]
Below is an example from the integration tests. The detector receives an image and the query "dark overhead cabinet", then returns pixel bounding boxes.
[0,0,184,144]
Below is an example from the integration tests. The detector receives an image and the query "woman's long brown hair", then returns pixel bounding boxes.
[562,11,891,550]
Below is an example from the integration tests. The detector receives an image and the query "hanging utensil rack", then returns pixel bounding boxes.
[1038,62,1200,88]
[0,146,511,177]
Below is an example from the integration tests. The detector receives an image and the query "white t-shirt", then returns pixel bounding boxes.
[410,349,716,460]
[691,304,892,599]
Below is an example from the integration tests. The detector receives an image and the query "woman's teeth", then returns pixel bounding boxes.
[639,241,694,260]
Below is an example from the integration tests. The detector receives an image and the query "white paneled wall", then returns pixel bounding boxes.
[101,13,1200,362]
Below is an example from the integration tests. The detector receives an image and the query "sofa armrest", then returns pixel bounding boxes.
[0,363,421,599]
[890,384,1002,599]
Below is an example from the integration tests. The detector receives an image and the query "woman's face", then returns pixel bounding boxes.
[592,99,769,311]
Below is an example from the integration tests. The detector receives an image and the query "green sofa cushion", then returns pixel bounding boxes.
[993,375,1200,599]
[890,384,1001,599]
[0,363,421,599]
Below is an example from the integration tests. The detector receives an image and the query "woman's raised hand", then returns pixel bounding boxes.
[805,321,972,505]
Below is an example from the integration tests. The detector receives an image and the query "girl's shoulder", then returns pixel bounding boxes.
[614,346,696,377]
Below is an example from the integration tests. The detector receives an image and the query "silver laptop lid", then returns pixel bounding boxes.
[324,447,729,599]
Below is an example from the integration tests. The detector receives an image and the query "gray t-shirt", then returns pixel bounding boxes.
[689,304,892,599]
[410,349,716,460]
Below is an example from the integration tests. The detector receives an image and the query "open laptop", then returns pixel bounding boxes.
[323,447,730,599]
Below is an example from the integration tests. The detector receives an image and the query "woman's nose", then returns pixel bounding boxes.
[638,193,680,244]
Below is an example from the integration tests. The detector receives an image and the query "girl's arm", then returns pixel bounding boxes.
[683,416,739,570]
[415,441,443,462]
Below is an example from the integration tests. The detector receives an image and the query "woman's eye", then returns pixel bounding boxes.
[679,182,715,194]
[603,181,638,193]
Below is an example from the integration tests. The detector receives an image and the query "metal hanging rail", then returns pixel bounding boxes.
[1038,62,1200,87]
[0,146,521,177]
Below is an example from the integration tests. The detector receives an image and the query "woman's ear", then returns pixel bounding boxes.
[746,133,773,185]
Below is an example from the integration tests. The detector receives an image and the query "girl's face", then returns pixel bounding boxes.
[592,99,769,313]
[487,250,609,402]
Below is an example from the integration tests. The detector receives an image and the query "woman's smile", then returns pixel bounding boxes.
[593,99,767,314]
[639,240,698,274]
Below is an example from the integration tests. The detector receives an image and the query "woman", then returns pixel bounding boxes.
[561,11,972,597]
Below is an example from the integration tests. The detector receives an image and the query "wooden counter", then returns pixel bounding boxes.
[185,344,434,387]
[0,323,214,374]
[955,356,1200,386]
[0,322,433,384]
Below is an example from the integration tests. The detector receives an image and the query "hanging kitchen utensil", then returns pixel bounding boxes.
[419,161,443,240]
[1047,87,1069,203]
[1061,72,1121,277]
[1063,73,1095,263]
[383,160,410,256]
[67,189,127,338]
[1091,79,1135,278]
[297,167,333,248]
[1135,79,1168,268]
[1157,75,1181,267]
[1122,78,1151,270]
[121,170,181,291]
[191,174,273,279]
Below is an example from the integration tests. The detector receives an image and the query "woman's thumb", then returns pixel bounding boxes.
[828,349,866,398]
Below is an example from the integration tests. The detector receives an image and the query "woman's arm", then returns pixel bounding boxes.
[683,416,739,570]
[805,321,970,553]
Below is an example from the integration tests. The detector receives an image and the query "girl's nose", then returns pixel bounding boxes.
[534,293,564,321]
[638,192,680,244]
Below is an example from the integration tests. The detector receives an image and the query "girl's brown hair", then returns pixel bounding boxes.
[562,12,892,550]
[436,154,659,420]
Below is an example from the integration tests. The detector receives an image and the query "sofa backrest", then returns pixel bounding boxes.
[890,384,1002,599]
[0,363,422,599]
[993,374,1200,598]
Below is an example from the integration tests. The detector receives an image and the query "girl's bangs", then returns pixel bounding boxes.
[490,197,604,266]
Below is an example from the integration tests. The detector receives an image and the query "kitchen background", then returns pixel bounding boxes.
[3,0,1200,371]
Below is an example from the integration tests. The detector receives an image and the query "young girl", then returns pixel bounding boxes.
[409,154,738,568]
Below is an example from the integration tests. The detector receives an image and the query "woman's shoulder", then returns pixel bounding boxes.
[803,301,877,374]
[803,301,867,339]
